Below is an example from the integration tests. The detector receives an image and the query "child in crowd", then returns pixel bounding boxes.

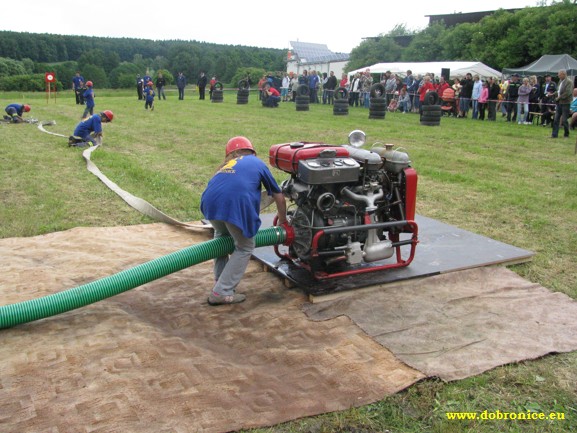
[144,81,155,110]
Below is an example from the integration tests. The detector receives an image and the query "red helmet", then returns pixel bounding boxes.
[101,110,114,121]
[225,136,255,157]
[23,104,31,112]
[86,81,93,87]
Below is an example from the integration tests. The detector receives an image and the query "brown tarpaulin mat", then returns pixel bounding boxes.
[304,267,577,381]
[0,223,423,433]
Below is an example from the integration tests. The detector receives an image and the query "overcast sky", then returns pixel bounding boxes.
[2,0,542,54]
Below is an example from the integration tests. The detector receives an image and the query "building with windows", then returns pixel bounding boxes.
[425,8,523,27]
[286,41,349,78]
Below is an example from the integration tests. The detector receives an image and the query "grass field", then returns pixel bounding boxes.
[1,88,576,432]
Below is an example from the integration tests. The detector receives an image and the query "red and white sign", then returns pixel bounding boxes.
[45,72,56,83]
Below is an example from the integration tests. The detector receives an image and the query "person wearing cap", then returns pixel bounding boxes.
[3,103,30,123]
[68,110,114,147]
[201,137,287,306]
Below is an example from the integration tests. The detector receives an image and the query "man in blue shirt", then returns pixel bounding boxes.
[308,70,320,103]
[72,72,85,104]
[69,110,114,147]
[201,136,287,305]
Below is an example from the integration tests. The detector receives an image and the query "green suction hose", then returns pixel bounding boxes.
[0,226,287,329]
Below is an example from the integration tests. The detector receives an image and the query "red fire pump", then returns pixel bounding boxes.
[269,130,418,280]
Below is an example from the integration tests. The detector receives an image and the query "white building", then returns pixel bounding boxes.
[286,41,349,78]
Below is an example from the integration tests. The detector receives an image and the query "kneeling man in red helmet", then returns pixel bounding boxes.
[3,103,31,123]
[68,110,114,147]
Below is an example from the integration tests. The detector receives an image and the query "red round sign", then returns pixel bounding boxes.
[45,72,56,83]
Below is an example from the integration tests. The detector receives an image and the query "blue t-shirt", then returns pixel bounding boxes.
[201,154,281,237]
[84,88,94,108]
[145,87,155,102]
[5,103,24,116]
[74,114,102,138]
[72,75,84,89]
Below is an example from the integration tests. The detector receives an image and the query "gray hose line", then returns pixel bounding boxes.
[38,121,209,231]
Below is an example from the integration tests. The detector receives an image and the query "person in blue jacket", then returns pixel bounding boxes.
[201,136,287,306]
[4,103,30,123]
[144,81,155,110]
[68,110,114,147]
[82,81,95,119]
[176,72,187,100]
[72,72,85,104]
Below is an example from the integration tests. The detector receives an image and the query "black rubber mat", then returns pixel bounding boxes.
[253,214,534,296]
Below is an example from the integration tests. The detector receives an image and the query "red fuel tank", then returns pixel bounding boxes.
[269,142,350,174]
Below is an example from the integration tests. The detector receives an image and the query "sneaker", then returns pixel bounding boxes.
[207,291,246,306]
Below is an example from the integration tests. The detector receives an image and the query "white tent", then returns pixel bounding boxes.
[348,61,501,80]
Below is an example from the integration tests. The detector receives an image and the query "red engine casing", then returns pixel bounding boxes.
[269,142,350,174]
[403,167,418,222]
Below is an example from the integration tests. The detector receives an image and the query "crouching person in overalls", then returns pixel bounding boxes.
[68,110,114,147]
[4,103,30,123]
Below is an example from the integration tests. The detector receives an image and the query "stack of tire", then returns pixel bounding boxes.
[368,83,386,119]
[295,84,310,111]
[236,80,249,105]
[333,87,349,115]
[211,82,223,103]
[420,91,441,126]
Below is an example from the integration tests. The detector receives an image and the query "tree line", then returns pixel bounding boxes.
[0,32,286,91]
[346,0,577,73]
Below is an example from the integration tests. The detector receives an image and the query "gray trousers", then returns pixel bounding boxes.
[552,102,571,138]
[210,220,255,296]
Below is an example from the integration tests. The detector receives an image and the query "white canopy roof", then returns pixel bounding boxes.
[348,61,501,80]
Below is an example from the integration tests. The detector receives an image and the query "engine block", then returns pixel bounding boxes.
[269,136,418,280]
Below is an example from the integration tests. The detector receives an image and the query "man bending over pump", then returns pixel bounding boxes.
[69,110,114,147]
